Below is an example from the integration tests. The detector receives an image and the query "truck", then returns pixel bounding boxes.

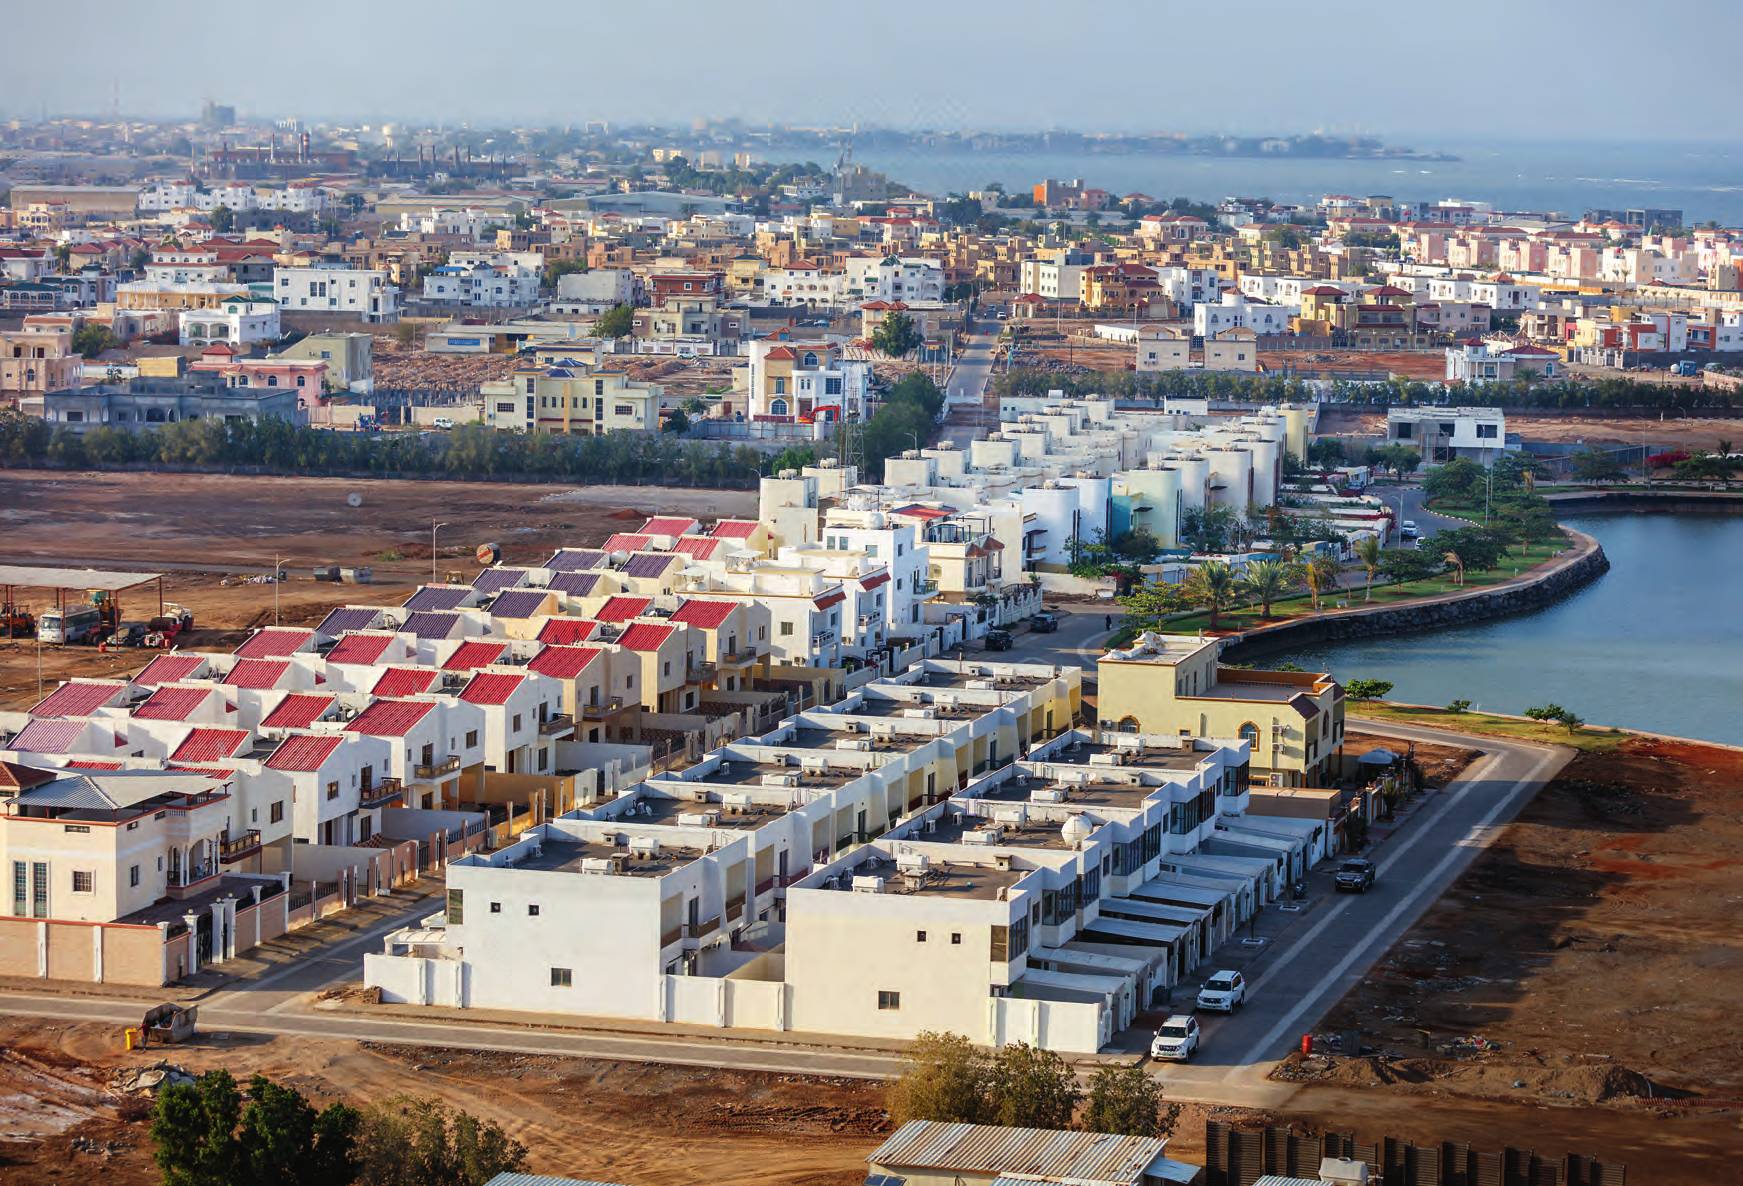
[37,604,104,645]
[1672,361,1700,377]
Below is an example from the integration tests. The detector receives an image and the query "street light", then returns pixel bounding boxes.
[431,520,448,587]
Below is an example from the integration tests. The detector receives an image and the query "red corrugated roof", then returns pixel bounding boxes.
[616,622,675,652]
[327,632,395,666]
[602,533,651,552]
[814,589,846,611]
[596,596,651,623]
[639,516,698,537]
[536,618,600,645]
[133,654,204,687]
[709,519,760,539]
[858,570,891,591]
[527,645,602,680]
[670,599,736,629]
[225,659,290,689]
[133,686,215,722]
[673,536,723,561]
[371,667,438,697]
[442,640,507,671]
[264,734,344,773]
[346,699,435,737]
[9,719,86,754]
[31,680,122,719]
[171,728,249,763]
[459,672,523,706]
[233,627,313,659]
[261,693,334,730]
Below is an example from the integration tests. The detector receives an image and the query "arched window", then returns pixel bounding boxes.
[1238,721,1261,749]
[769,398,789,417]
[801,351,818,367]
[1117,716,1140,734]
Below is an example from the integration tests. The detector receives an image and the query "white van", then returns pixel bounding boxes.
[432,416,455,430]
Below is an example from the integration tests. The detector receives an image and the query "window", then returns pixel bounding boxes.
[446,888,464,924]
[951,932,962,945]
[31,863,47,918]
[1238,721,1260,749]
[779,621,794,636]
[130,865,140,888]
[72,871,93,893]
[877,990,901,1011]
[550,967,572,987]
[1476,423,1498,439]
[528,903,541,916]
[769,397,788,416]
[63,823,90,833]
[466,729,479,747]
[490,901,502,914]
[916,930,927,943]
[270,801,285,824]
[326,780,339,801]
[512,713,523,732]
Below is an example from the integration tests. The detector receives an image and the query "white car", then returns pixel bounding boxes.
[1196,970,1247,1013]
[1150,1014,1200,1061]
[432,416,455,430]
[1399,520,1420,539]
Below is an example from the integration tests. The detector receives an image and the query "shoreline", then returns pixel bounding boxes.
[1221,529,1608,660]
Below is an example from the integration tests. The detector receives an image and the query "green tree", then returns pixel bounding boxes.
[1570,448,1625,483]
[1082,1063,1177,1138]
[1422,457,1484,503]
[593,304,635,339]
[1354,536,1382,602]
[355,1096,525,1186]
[1301,553,1341,612]
[544,258,588,287]
[1379,546,1443,583]
[72,322,119,358]
[984,1042,1080,1130]
[1117,581,1193,631]
[1446,698,1472,713]
[209,204,235,233]
[871,311,924,358]
[662,407,690,434]
[237,1074,361,1186]
[886,1031,990,1126]
[1179,504,1237,553]
[152,1070,245,1186]
[1185,561,1238,629]
[1346,678,1394,701]
[1523,703,1567,722]
[1240,558,1297,619]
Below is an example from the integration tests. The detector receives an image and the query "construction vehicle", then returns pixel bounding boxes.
[0,602,33,639]
[90,589,124,636]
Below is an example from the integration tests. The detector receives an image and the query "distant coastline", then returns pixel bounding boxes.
[760,129,1458,164]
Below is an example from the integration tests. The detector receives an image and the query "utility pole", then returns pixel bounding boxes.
[431,520,447,587]
[274,554,282,625]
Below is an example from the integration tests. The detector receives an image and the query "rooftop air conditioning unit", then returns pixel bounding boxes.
[628,837,661,858]
[851,875,885,894]
[580,857,615,874]
[963,825,1004,845]
[678,811,719,828]
[720,790,754,808]
[992,806,1028,826]
[1089,751,1124,767]
[1031,788,1067,804]
[933,694,959,709]
[895,850,930,875]
[836,738,873,751]
[761,772,801,788]
[965,679,996,691]
[901,707,937,720]
[870,723,897,738]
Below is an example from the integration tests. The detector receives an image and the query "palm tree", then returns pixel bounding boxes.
[1302,554,1341,612]
[1240,559,1296,621]
[1354,537,1382,603]
[1185,561,1239,630]
[1444,550,1465,587]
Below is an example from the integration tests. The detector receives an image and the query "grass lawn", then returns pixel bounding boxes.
[1351,702,1633,754]
[1161,541,1569,633]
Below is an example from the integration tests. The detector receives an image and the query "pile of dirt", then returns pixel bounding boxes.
[1274,1053,1661,1105]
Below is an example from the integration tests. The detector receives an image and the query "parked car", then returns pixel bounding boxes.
[1335,857,1377,893]
[1399,520,1420,540]
[432,415,456,430]
[106,622,148,647]
[983,629,1014,651]
[1030,611,1060,633]
[1150,1014,1201,1061]
[1196,970,1247,1013]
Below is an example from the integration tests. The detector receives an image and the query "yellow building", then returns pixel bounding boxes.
[1096,632,1343,786]
[481,364,662,435]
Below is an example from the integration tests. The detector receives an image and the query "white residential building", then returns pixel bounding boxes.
[844,255,946,303]
[273,266,400,323]
[178,296,282,347]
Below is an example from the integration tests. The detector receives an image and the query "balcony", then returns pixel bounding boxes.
[915,579,940,596]
[581,696,624,721]
[718,646,759,665]
[218,830,262,864]
[538,713,574,736]
[413,755,461,780]
[686,660,716,684]
[358,778,403,809]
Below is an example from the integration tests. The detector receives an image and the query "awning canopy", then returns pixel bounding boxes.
[0,564,163,592]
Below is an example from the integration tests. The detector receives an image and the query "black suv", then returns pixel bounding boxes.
[1334,857,1377,893]
[983,629,1014,651]
[1030,612,1060,633]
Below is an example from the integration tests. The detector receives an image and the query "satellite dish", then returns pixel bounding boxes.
[346,492,363,508]
[475,542,501,566]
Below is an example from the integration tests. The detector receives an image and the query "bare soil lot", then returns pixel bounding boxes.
[1318,406,1741,452]
[0,1020,886,1186]
[1285,734,1743,1182]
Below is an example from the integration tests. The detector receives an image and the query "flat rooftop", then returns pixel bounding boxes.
[628,794,790,830]
[1049,738,1208,772]
[509,836,706,877]
[973,774,1155,811]
[847,697,985,721]
[684,757,865,790]
[824,853,1024,901]
[785,724,932,755]
[927,813,1080,850]
[917,668,1051,691]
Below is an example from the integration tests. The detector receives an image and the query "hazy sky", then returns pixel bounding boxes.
[9,0,1741,143]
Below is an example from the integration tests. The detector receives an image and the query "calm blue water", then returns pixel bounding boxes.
[1258,514,1743,746]
[853,139,1743,225]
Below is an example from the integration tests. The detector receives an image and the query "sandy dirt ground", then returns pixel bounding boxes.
[0,470,757,710]
[1282,734,1743,1182]
[1317,406,1742,452]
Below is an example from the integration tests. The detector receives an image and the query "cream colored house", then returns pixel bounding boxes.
[1096,633,1343,786]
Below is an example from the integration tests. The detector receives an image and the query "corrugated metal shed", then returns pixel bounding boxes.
[868,1119,1167,1185]
[0,564,162,592]
[14,769,223,811]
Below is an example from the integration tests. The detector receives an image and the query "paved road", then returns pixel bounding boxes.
[939,327,1000,448]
